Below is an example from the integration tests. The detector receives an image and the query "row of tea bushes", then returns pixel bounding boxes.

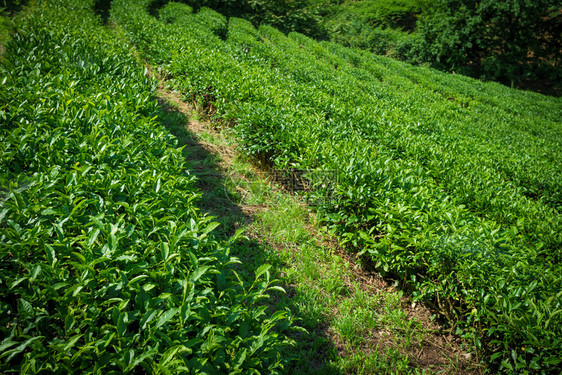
[112,1,561,372]
[0,1,294,373]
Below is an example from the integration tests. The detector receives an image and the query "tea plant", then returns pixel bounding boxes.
[111,1,562,372]
[0,1,295,373]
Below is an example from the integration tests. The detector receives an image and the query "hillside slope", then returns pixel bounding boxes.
[1,0,560,373]
[111,1,562,372]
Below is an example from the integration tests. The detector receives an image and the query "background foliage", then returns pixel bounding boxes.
[157,0,328,38]
[178,0,561,93]
[416,0,561,89]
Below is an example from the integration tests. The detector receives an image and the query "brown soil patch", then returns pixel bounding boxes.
[309,225,482,373]
[153,75,237,170]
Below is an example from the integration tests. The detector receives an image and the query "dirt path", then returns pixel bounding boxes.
[148,68,483,374]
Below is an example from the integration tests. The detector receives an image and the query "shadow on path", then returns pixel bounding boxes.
[154,93,341,374]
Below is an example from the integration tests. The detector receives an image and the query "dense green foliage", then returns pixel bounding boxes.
[0,1,294,373]
[111,1,562,373]
[159,0,327,38]
[339,0,421,30]
[0,0,28,13]
[323,0,422,55]
[323,0,561,90]
[416,0,561,87]
[179,0,561,92]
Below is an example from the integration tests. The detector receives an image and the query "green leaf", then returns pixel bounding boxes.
[544,356,562,365]
[190,266,210,282]
[87,228,101,247]
[44,244,57,267]
[0,340,18,353]
[65,313,76,333]
[161,242,169,261]
[1,336,44,362]
[70,343,96,365]
[0,208,9,223]
[184,338,204,349]
[233,348,247,369]
[188,251,198,268]
[108,232,118,252]
[161,345,190,366]
[18,298,33,317]
[239,319,249,338]
[268,286,286,294]
[29,264,41,282]
[201,221,220,238]
[128,348,159,370]
[255,264,271,280]
[117,312,128,337]
[155,308,178,329]
[501,360,514,371]
[63,334,84,352]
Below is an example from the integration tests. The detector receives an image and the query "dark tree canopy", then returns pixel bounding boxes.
[417,0,561,85]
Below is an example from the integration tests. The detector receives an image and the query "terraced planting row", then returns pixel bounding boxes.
[0,1,294,373]
[111,1,562,372]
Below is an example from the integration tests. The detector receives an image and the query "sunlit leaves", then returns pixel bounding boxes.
[108,0,562,372]
[0,1,294,373]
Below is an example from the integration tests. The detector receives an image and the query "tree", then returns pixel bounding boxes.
[417,0,561,86]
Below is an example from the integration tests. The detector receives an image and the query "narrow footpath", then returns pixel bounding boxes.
[149,69,483,374]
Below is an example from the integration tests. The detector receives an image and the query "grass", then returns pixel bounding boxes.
[151,77,483,374]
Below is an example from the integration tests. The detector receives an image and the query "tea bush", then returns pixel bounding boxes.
[111,1,562,372]
[0,1,294,373]
[159,2,192,24]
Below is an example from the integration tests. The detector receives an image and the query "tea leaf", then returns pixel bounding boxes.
[155,308,178,329]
